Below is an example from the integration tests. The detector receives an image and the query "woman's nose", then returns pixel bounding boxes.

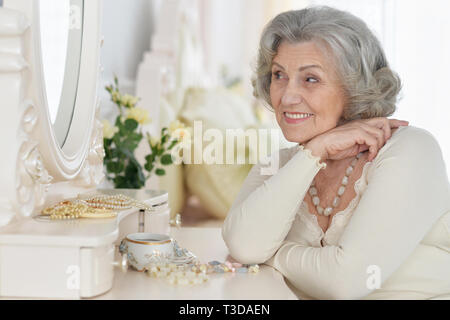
[281,86,303,106]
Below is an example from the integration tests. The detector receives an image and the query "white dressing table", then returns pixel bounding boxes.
[0,189,170,298]
[96,227,297,300]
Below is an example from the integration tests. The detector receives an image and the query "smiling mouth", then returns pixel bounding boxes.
[283,112,314,119]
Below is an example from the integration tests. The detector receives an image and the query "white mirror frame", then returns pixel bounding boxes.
[0,0,104,223]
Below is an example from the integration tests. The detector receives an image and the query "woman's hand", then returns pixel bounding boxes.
[304,118,409,162]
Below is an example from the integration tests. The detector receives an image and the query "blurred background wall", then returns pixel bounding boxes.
[99,0,450,172]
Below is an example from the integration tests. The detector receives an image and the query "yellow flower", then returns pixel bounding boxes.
[111,90,121,104]
[149,136,160,148]
[168,119,185,134]
[171,127,192,143]
[102,119,118,139]
[121,94,139,108]
[126,107,152,125]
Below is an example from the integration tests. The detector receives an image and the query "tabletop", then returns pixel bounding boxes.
[95,227,298,300]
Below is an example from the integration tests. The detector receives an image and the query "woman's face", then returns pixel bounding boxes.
[270,40,347,144]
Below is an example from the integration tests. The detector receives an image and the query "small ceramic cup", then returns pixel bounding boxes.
[120,233,174,271]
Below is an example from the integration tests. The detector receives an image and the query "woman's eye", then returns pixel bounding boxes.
[272,71,285,80]
[306,77,318,83]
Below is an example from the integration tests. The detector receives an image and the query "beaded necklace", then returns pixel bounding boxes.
[308,152,363,217]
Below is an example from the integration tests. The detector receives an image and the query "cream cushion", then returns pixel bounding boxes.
[179,87,259,219]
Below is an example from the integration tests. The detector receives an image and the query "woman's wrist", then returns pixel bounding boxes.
[304,140,327,163]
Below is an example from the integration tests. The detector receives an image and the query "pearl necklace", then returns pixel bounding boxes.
[77,194,157,212]
[308,152,363,217]
[39,194,157,220]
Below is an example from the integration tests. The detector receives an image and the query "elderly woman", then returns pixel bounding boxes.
[222,6,450,300]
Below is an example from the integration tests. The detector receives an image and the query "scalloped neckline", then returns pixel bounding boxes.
[299,159,373,239]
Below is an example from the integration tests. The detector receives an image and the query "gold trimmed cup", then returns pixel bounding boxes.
[122,233,173,271]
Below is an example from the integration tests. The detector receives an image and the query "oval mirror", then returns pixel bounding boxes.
[39,0,84,147]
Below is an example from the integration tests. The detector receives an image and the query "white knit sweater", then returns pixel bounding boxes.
[222,126,450,299]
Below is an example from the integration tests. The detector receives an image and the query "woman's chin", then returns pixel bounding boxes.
[282,132,309,144]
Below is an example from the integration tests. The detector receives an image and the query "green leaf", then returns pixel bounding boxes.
[160,154,173,165]
[118,146,134,159]
[123,140,139,152]
[113,176,128,188]
[145,154,155,163]
[144,162,154,172]
[161,134,168,145]
[129,132,143,141]
[110,148,119,158]
[155,168,166,176]
[106,161,124,174]
[103,138,113,148]
[124,118,138,131]
[168,139,178,150]
[125,162,137,177]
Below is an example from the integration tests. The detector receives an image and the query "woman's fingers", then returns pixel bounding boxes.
[317,117,409,162]
[388,118,409,128]
[355,130,379,161]
[359,123,386,150]
[364,117,409,143]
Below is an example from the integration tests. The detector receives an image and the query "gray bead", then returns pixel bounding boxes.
[312,196,320,206]
[324,207,333,216]
[213,266,225,273]
[309,187,317,196]
[236,267,248,273]
[333,196,340,207]
[338,186,346,196]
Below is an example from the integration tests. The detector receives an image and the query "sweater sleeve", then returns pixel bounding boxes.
[265,127,450,300]
[222,145,327,264]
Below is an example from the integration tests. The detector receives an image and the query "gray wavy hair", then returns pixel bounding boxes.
[253,6,402,124]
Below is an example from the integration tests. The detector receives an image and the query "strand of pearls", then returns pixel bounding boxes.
[308,152,363,217]
[119,239,260,286]
[41,194,155,220]
[77,194,157,212]
[41,201,111,220]
[144,260,259,285]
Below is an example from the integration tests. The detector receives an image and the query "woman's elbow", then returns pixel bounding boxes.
[222,227,273,264]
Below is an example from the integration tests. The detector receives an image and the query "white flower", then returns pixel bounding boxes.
[102,119,118,139]
[126,107,152,125]
[121,94,139,108]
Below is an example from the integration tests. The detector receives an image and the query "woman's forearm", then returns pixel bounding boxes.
[222,146,326,264]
